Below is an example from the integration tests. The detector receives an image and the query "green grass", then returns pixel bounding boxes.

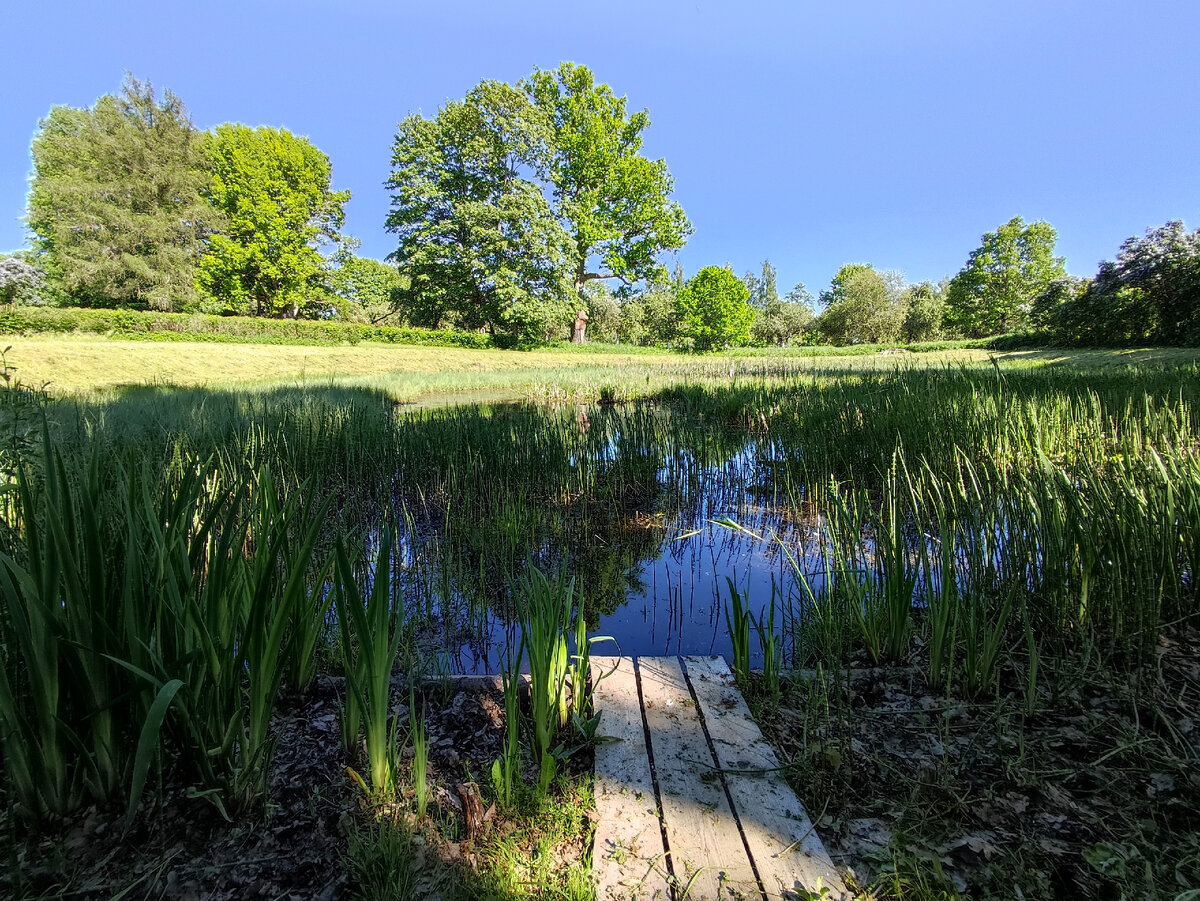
[4,336,1200,895]
[0,332,1010,398]
[344,778,595,901]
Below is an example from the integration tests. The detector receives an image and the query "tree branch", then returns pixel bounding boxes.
[579,271,632,285]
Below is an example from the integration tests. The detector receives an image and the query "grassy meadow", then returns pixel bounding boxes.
[10,332,1200,399]
[2,333,1198,899]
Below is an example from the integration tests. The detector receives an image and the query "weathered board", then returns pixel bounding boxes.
[636,656,760,900]
[592,656,851,901]
[591,656,672,900]
[684,656,850,900]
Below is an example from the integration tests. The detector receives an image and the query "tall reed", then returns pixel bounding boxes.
[518,566,574,797]
[336,526,405,799]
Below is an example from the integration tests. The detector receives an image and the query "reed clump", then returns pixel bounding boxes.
[2,353,1198,899]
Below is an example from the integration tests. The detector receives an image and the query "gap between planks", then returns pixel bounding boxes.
[592,655,850,901]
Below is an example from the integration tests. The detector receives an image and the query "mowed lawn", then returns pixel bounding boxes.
[6,333,1199,400]
[2,335,674,396]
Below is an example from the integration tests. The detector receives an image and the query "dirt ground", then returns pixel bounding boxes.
[755,631,1200,899]
[5,677,548,900]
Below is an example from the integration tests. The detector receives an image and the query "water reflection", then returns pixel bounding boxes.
[374,402,814,674]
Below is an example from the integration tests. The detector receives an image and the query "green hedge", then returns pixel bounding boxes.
[0,306,495,350]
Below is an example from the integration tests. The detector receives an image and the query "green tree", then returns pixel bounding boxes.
[1049,222,1200,346]
[385,81,574,341]
[818,264,907,345]
[742,260,780,311]
[582,281,620,342]
[198,124,349,317]
[628,279,679,346]
[1095,221,1200,344]
[752,280,814,345]
[27,76,220,310]
[675,265,754,351]
[945,217,1066,337]
[329,253,407,323]
[1029,275,1087,332]
[616,299,647,345]
[524,62,692,302]
[900,280,946,343]
[0,257,45,306]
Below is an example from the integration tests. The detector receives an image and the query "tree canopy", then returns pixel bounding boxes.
[385,81,574,340]
[198,124,349,317]
[329,253,406,323]
[945,217,1065,337]
[742,260,780,311]
[30,72,1200,352]
[818,264,906,345]
[27,76,220,310]
[900,281,946,343]
[1046,222,1200,345]
[748,264,813,345]
[0,257,45,306]
[524,62,692,300]
[675,265,754,350]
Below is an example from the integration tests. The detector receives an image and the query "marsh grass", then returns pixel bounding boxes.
[518,567,574,797]
[491,646,521,810]
[336,526,406,799]
[409,690,428,819]
[4,347,1200,896]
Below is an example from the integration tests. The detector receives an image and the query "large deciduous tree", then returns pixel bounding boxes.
[198,124,349,317]
[900,281,947,343]
[627,277,680,346]
[385,81,574,341]
[675,265,754,351]
[1049,222,1200,345]
[581,281,621,342]
[329,253,407,323]
[751,273,814,346]
[1029,275,1088,333]
[524,62,692,302]
[818,264,907,345]
[27,76,220,310]
[945,217,1066,337]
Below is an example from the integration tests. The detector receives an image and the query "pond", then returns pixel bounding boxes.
[374,401,810,673]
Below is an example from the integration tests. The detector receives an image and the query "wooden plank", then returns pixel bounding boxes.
[638,656,759,900]
[591,656,672,901]
[683,656,850,901]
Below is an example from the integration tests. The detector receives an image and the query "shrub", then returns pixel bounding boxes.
[0,306,495,350]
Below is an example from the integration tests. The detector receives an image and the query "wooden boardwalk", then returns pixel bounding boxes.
[590,656,849,901]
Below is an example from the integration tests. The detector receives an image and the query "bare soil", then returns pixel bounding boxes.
[754,631,1200,899]
[5,678,543,900]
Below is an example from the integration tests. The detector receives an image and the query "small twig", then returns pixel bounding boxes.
[775,796,830,857]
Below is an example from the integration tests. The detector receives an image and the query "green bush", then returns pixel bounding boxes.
[0,306,496,350]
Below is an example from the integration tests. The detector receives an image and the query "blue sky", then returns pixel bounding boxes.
[2,0,1198,297]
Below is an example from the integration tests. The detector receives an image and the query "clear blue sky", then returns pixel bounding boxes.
[2,0,1198,297]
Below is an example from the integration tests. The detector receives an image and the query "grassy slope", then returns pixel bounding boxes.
[9,333,1200,399]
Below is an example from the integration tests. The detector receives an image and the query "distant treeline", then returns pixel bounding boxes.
[3,72,1198,349]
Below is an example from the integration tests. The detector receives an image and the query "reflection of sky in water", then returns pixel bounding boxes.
[435,437,824,674]
[602,440,800,661]
[599,515,794,661]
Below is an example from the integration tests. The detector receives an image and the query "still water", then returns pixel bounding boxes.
[379,403,817,674]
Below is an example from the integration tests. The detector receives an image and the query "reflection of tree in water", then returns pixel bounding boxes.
[389,402,758,636]
[433,413,676,622]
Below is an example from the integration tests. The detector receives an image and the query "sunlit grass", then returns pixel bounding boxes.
[5,335,1200,896]
[0,333,1027,398]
